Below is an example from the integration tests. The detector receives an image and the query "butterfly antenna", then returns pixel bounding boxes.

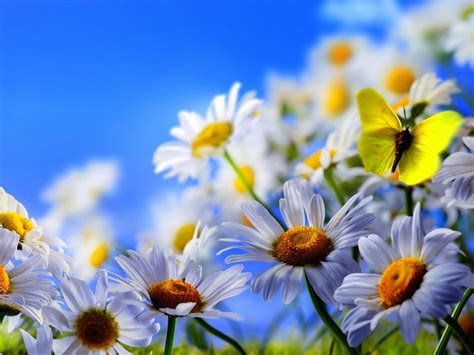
[402,106,408,127]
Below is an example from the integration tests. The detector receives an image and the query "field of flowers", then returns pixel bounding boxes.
[0,0,473,354]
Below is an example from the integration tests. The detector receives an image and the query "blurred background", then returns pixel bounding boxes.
[1,0,473,348]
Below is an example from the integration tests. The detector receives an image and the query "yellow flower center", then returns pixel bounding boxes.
[304,149,337,171]
[234,166,255,193]
[328,42,354,66]
[378,257,426,307]
[148,279,203,313]
[89,243,109,268]
[191,122,233,157]
[324,79,351,117]
[273,226,333,266]
[459,312,474,342]
[0,212,33,239]
[384,66,416,95]
[74,309,119,351]
[0,265,11,295]
[173,223,196,253]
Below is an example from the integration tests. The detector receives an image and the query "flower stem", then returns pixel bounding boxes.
[369,326,398,353]
[434,288,473,355]
[443,315,474,353]
[223,150,285,229]
[304,271,357,355]
[324,168,345,206]
[194,318,246,355]
[164,316,177,355]
[404,186,413,216]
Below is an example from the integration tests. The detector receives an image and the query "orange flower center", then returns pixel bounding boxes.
[173,223,196,253]
[148,279,203,313]
[304,149,337,171]
[0,265,10,295]
[324,79,351,117]
[274,226,333,266]
[328,42,354,66]
[191,122,233,157]
[378,257,426,307]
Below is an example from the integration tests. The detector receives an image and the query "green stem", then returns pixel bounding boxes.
[434,288,473,355]
[223,150,285,229]
[434,319,442,341]
[369,326,398,353]
[194,318,246,355]
[443,315,474,353]
[404,186,413,216]
[164,316,177,355]
[329,338,336,355]
[324,168,345,206]
[304,271,357,355]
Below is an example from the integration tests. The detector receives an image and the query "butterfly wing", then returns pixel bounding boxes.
[399,111,462,185]
[357,88,402,176]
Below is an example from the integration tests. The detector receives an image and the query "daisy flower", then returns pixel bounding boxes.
[334,204,471,346]
[153,82,262,182]
[0,231,57,325]
[114,243,251,320]
[44,271,158,354]
[68,216,115,281]
[20,326,53,355]
[433,136,474,208]
[220,178,374,304]
[42,160,119,218]
[0,187,71,278]
[295,115,359,185]
[407,72,459,111]
[445,14,474,68]
[138,185,216,255]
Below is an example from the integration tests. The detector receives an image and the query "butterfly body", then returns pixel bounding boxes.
[392,129,413,173]
[357,88,462,185]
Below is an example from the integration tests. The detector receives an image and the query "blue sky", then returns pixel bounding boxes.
[0,0,423,225]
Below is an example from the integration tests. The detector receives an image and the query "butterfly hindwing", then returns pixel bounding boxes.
[398,111,462,185]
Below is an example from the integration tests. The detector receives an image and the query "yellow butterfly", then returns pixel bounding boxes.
[357,88,462,186]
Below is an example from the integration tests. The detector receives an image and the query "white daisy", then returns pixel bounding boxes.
[20,326,53,355]
[138,185,216,255]
[0,187,71,278]
[0,232,57,325]
[114,243,251,320]
[220,178,374,304]
[445,14,474,68]
[42,160,119,218]
[153,82,262,182]
[68,216,115,281]
[408,72,459,110]
[295,115,359,185]
[334,204,472,346]
[433,136,474,208]
[44,271,158,354]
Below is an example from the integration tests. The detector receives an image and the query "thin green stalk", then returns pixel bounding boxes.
[194,318,246,355]
[164,316,177,355]
[304,271,357,355]
[223,150,285,229]
[369,326,398,353]
[324,168,345,206]
[443,315,474,353]
[434,319,442,341]
[404,186,414,216]
[434,288,473,355]
[329,338,337,355]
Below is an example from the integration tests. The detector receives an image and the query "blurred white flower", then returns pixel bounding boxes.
[20,327,53,355]
[409,72,459,108]
[42,160,119,218]
[445,14,474,68]
[69,215,115,281]
[153,82,262,182]
[295,115,359,185]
